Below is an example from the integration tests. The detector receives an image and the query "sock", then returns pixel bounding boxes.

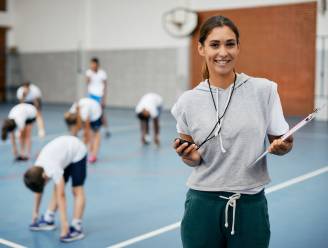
[71,219,82,231]
[44,210,55,222]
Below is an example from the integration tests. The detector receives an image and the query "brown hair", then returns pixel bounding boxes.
[23,166,46,193]
[91,57,99,65]
[198,16,240,80]
[22,81,31,87]
[64,112,78,126]
[1,119,16,141]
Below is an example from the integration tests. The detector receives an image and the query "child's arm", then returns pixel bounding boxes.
[32,192,42,222]
[10,132,18,157]
[56,177,69,237]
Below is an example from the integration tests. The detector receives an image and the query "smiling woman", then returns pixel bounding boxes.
[198,16,240,87]
[171,15,293,248]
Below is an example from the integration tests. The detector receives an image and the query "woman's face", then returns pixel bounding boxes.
[198,26,240,77]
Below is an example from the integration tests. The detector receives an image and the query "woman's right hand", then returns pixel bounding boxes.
[173,139,201,166]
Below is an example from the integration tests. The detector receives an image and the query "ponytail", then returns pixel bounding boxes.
[202,62,209,80]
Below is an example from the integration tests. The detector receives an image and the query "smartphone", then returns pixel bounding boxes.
[175,138,194,147]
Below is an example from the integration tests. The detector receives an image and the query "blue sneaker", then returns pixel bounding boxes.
[60,226,85,243]
[29,215,56,231]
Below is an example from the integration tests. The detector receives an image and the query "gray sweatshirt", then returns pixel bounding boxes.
[171,73,289,192]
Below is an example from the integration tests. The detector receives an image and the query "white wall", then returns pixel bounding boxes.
[11,0,191,52]
[88,0,189,50]
[10,0,325,51]
[13,0,87,52]
[190,0,316,11]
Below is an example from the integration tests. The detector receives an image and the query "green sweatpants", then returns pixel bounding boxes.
[181,189,270,248]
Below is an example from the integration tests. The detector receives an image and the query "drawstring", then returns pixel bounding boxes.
[220,193,241,235]
[214,85,233,153]
[214,121,226,153]
[215,88,219,133]
[218,132,226,153]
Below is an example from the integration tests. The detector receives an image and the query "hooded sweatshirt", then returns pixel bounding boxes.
[171,73,289,193]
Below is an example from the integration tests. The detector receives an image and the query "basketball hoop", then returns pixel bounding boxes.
[162,7,198,38]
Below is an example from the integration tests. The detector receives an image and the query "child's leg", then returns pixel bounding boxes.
[153,117,160,145]
[36,110,46,138]
[69,156,87,231]
[140,119,149,144]
[44,186,58,222]
[19,128,26,156]
[24,124,33,158]
[48,185,58,212]
[72,186,85,221]
[88,131,94,153]
[88,119,102,162]
[101,106,110,137]
[91,131,101,157]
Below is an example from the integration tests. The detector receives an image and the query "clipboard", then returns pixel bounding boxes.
[248,105,326,167]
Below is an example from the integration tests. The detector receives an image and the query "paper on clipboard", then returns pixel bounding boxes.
[248,105,326,167]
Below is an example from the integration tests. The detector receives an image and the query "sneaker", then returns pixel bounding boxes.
[60,226,85,243]
[88,155,97,164]
[29,215,56,231]
[15,156,28,162]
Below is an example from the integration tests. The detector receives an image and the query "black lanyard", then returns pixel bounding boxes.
[197,73,237,149]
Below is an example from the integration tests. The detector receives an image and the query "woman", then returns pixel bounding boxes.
[171,16,293,248]
[2,103,37,161]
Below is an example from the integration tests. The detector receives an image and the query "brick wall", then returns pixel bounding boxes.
[191,2,317,116]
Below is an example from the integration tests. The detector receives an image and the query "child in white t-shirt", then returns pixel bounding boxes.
[85,57,110,137]
[24,136,87,243]
[1,103,37,161]
[135,93,163,145]
[64,98,102,163]
[17,81,46,138]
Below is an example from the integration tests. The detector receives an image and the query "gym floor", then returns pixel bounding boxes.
[0,103,327,248]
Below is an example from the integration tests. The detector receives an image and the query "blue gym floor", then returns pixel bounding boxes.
[0,103,327,248]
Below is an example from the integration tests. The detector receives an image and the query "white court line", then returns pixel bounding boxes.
[107,222,181,248]
[265,166,328,194]
[0,238,27,248]
[107,166,328,248]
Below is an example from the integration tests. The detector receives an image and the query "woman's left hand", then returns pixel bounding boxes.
[268,135,293,156]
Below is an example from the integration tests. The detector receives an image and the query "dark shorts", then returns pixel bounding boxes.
[63,156,87,187]
[25,118,36,125]
[90,117,102,132]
